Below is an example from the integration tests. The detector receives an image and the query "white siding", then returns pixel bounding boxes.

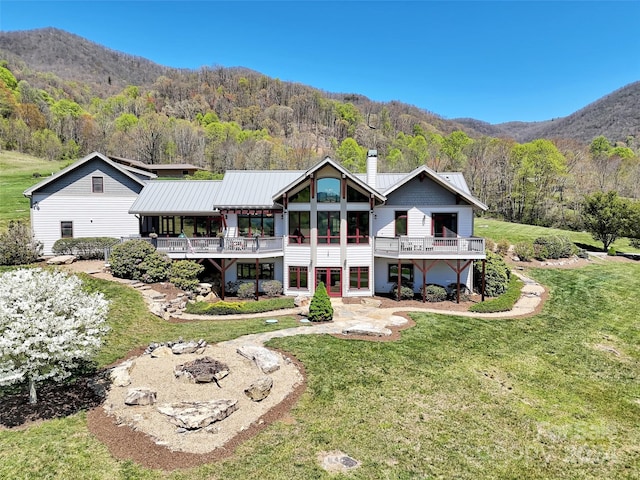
[373,258,474,294]
[32,194,139,255]
[316,246,342,267]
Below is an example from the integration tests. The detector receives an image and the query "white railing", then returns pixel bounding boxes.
[152,236,284,254]
[374,236,485,256]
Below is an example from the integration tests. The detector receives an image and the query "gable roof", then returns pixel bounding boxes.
[23,151,156,197]
[109,155,201,172]
[381,165,488,210]
[215,170,304,208]
[129,181,222,215]
[272,157,386,203]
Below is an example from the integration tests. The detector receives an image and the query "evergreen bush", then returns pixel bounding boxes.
[263,280,283,297]
[424,284,447,302]
[513,241,534,261]
[391,284,416,300]
[52,237,119,259]
[474,251,510,297]
[169,260,204,291]
[308,282,333,322]
[0,221,43,266]
[237,282,255,299]
[109,239,169,282]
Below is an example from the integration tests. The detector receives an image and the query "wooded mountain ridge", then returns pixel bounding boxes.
[1,27,638,146]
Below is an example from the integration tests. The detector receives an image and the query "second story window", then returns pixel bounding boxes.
[395,211,407,236]
[289,211,310,244]
[317,211,340,244]
[92,176,104,193]
[238,215,274,237]
[347,211,369,244]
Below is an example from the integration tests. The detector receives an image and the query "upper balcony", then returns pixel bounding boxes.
[133,236,284,259]
[374,236,486,260]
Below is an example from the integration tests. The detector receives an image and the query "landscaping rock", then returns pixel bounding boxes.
[342,323,392,337]
[360,298,382,307]
[46,255,76,265]
[110,359,135,387]
[150,346,173,358]
[174,357,230,383]
[171,340,200,354]
[294,295,311,307]
[157,399,238,430]
[125,387,157,406]
[244,376,273,401]
[236,345,281,373]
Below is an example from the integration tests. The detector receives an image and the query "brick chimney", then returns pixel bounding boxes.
[366,149,378,190]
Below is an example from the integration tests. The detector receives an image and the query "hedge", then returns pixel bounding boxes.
[468,275,524,313]
[184,297,295,315]
[52,237,119,259]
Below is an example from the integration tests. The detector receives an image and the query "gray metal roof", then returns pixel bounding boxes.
[215,170,304,208]
[436,172,471,195]
[354,172,471,195]
[129,181,222,214]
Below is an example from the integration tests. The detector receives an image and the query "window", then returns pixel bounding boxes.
[92,176,104,193]
[317,211,340,244]
[347,211,369,244]
[237,263,274,280]
[347,185,368,202]
[289,266,308,289]
[61,221,73,238]
[289,186,310,203]
[238,215,274,237]
[317,178,340,203]
[349,267,369,289]
[388,264,414,283]
[432,213,458,237]
[289,211,310,244]
[395,211,408,236]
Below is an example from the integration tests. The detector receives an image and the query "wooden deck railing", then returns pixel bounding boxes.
[374,236,485,256]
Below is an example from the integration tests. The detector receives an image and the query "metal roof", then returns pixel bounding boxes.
[216,170,304,208]
[129,180,222,214]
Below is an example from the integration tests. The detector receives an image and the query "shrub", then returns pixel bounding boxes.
[0,221,42,266]
[424,284,447,302]
[308,281,333,322]
[469,275,524,313]
[391,284,415,300]
[496,238,510,256]
[484,238,496,252]
[533,235,574,260]
[607,247,617,256]
[225,281,240,295]
[263,280,283,297]
[185,297,295,315]
[52,237,119,259]
[237,282,256,299]
[109,239,169,282]
[447,283,471,302]
[513,241,534,261]
[474,251,510,297]
[169,260,204,291]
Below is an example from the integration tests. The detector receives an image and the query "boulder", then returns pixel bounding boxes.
[342,323,392,337]
[171,341,199,354]
[360,298,382,308]
[125,387,157,406]
[244,376,273,402]
[157,399,238,430]
[236,345,280,373]
[150,346,173,358]
[294,295,311,307]
[46,255,76,265]
[110,359,135,387]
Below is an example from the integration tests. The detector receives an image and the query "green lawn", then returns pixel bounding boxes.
[0,151,67,230]
[1,261,639,479]
[475,217,640,253]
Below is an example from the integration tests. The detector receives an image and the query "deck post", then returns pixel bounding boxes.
[481,259,486,302]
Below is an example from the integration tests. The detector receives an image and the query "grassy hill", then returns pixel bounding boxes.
[0,151,67,230]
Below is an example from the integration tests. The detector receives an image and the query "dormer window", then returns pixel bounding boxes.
[92,176,104,193]
[317,178,340,203]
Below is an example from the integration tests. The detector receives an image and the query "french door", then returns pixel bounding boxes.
[315,268,342,297]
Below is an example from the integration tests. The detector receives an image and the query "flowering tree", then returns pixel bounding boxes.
[0,268,109,403]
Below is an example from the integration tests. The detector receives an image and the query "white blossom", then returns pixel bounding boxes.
[0,268,110,402]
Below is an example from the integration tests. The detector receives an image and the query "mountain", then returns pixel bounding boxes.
[0,27,638,146]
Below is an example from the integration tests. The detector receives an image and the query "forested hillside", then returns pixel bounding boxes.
[0,27,638,230]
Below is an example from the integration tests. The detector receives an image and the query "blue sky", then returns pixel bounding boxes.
[1,1,639,124]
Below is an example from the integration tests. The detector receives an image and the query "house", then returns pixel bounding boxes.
[26,150,487,300]
[109,155,203,177]
[128,150,488,300]
[23,152,156,255]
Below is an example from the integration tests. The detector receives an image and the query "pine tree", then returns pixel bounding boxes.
[308,282,333,322]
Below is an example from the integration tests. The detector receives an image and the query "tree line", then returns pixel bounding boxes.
[0,60,639,234]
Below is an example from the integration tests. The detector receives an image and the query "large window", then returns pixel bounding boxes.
[92,176,104,193]
[347,185,368,202]
[237,263,274,280]
[289,186,310,203]
[289,211,310,244]
[317,211,340,244]
[238,215,274,237]
[395,211,408,236]
[349,267,369,290]
[289,266,308,289]
[433,213,458,237]
[347,211,369,244]
[317,178,340,203]
[61,221,73,238]
[388,264,414,284]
